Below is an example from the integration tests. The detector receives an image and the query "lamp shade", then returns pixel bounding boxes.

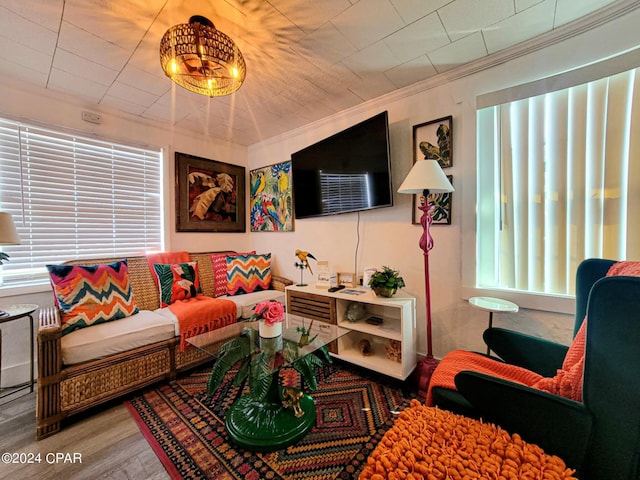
[160,15,246,97]
[397,160,454,194]
[0,212,20,245]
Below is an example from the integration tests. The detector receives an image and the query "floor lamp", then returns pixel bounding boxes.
[398,160,454,397]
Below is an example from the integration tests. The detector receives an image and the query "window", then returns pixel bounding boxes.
[320,172,371,214]
[476,53,640,297]
[0,118,163,288]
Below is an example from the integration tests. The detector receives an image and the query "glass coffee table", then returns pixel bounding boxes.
[187,317,347,451]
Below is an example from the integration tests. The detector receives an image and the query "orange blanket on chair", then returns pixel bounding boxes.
[426,351,544,405]
[169,295,237,351]
[427,260,640,406]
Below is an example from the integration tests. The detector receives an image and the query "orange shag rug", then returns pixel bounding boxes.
[359,400,578,480]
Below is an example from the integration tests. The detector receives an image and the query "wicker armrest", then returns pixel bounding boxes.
[37,306,62,379]
[38,306,62,336]
[37,305,64,439]
[271,275,293,292]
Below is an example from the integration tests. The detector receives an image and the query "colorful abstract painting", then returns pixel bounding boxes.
[250,161,294,232]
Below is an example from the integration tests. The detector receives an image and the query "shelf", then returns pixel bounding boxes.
[337,319,401,341]
[286,284,416,381]
[332,349,405,380]
[336,331,405,379]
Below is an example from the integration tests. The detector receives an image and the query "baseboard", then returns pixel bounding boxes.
[1,362,33,389]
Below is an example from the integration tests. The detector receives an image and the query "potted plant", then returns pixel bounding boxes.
[368,266,406,297]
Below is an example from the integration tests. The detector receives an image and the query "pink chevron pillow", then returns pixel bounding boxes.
[47,260,138,336]
[210,251,255,297]
[226,253,272,296]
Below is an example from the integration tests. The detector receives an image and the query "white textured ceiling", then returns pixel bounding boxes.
[0,0,631,145]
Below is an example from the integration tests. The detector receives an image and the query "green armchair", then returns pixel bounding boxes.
[431,259,640,480]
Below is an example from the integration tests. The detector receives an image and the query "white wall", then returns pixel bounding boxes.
[2,6,638,386]
[0,81,250,386]
[248,7,640,361]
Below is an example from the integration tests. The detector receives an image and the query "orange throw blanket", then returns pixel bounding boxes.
[169,295,237,351]
[426,351,543,405]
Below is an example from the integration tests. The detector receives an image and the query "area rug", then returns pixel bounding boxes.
[125,363,415,479]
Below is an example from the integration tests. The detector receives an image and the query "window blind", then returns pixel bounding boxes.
[0,118,163,288]
[476,65,640,296]
[320,172,371,214]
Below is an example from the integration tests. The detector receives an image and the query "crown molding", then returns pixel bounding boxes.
[253,0,640,149]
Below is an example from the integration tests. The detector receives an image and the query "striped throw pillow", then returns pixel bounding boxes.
[47,260,139,336]
[152,262,202,307]
[226,253,272,296]
[210,251,255,297]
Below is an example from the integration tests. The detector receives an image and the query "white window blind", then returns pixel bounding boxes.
[320,172,371,214]
[476,63,640,296]
[0,118,163,288]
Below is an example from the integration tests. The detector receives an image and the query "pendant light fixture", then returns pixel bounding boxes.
[160,15,246,97]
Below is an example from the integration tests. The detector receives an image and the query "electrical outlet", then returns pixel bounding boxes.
[81,111,102,124]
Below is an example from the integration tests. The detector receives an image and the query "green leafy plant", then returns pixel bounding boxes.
[206,328,331,401]
[368,266,406,297]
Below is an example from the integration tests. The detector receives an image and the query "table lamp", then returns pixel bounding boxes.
[0,212,20,317]
[397,160,454,397]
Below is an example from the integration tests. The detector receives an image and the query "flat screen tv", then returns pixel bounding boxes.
[291,111,393,219]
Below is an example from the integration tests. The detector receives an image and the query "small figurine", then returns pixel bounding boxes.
[385,340,402,362]
[345,302,366,322]
[294,249,317,286]
[359,339,373,356]
[282,387,304,418]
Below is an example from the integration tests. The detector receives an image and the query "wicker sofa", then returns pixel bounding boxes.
[36,251,292,439]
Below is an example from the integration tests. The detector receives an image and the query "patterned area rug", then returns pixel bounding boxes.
[125,363,414,479]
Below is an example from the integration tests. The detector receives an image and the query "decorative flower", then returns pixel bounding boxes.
[251,300,285,326]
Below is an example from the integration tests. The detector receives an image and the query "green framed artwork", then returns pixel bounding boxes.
[412,175,453,225]
[411,116,453,225]
[250,161,294,232]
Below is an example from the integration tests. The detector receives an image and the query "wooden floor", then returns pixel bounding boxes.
[0,390,169,480]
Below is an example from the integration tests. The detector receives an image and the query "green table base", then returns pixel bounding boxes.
[225,392,316,451]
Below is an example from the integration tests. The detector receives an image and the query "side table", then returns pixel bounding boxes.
[468,297,518,355]
[0,304,38,399]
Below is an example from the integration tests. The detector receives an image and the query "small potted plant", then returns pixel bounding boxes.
[368,266,406,297]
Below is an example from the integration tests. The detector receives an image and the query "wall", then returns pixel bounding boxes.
[0,80,250,386]
[2,6,638,386]
[248,7,640,361]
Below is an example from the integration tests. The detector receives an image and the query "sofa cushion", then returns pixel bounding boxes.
[60,309,175,365]
[152,262,202,307]
[226,253,272,296]
[210,251,255,297]
[222,289,285,319]
[47,260,139,336]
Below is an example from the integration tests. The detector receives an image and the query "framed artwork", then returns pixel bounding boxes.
[413,115,452,169]
[412,175,453,225]
[249,161,294,232]
[337,272,356,287]
[175,152,246,232]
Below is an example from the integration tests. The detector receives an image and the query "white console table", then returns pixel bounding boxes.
[286,285,416,380]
